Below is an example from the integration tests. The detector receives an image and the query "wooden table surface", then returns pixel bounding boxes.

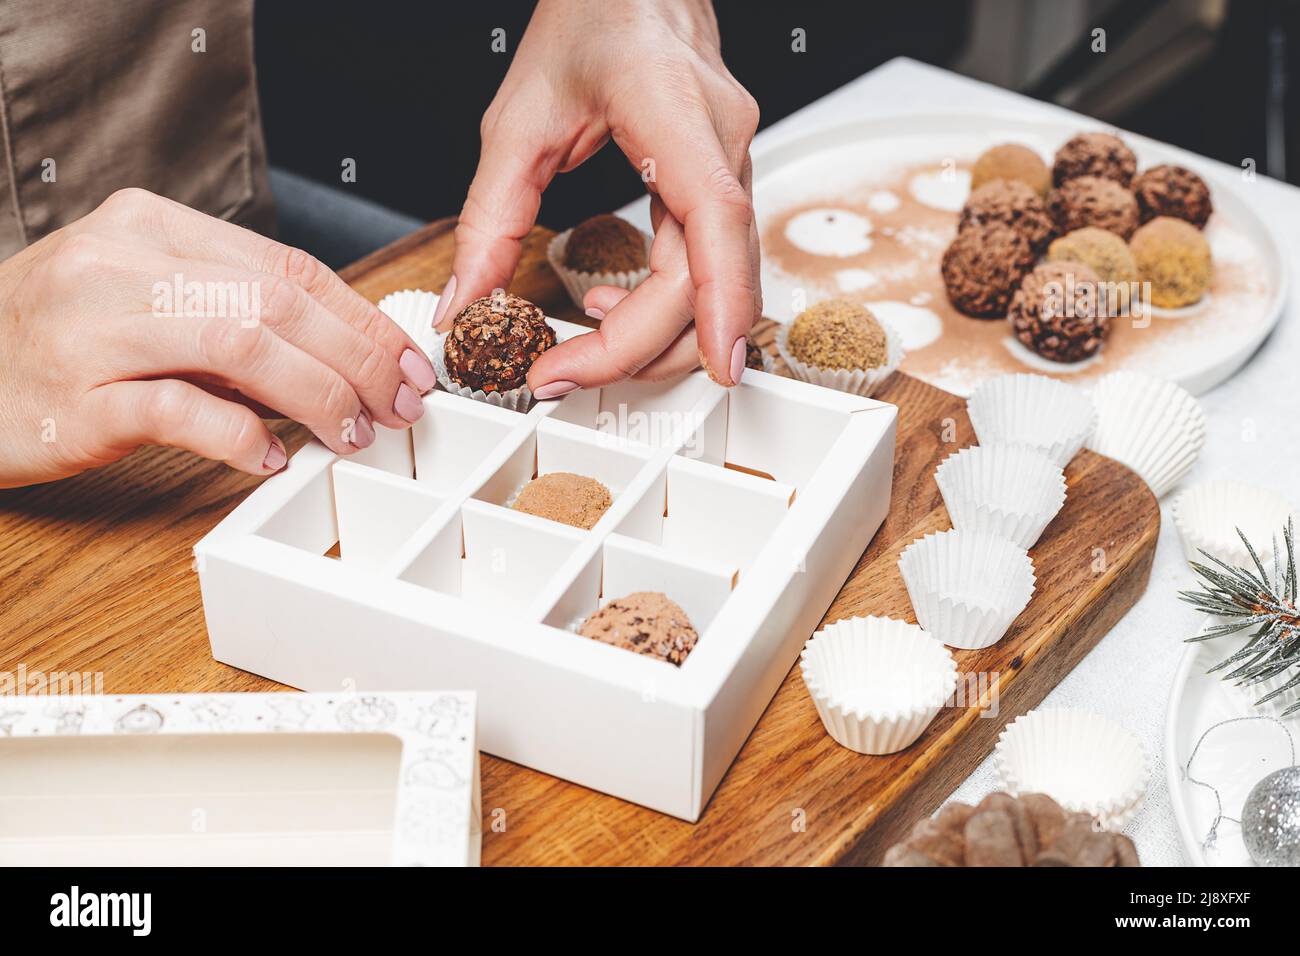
[0,219,1158,865]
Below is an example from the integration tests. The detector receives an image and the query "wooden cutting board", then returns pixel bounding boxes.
[0,219,1158,865]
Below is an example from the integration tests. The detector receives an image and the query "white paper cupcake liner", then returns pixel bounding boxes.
[1171,480,1297,569]
[967,373,1097,467]
[935,444,1067,549]
[431,329,534,413]
[1086,371,1205,499]
[898,529,1036,650]
[377,288,440,360]
[773,320,904,398]
[799,616,957,755]
[547,228,652,309]
[995,708,1148,830]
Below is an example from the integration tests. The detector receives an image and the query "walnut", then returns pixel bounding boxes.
[883,792,1140,867]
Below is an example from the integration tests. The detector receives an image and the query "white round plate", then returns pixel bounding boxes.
[1166,616,1299,866]
[752,112,1287,397]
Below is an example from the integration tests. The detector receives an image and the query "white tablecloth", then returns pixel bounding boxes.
[619,57,1300,866]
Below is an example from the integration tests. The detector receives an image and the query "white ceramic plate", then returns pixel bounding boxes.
[1166,616,1299,866]
[752,112,1288,397]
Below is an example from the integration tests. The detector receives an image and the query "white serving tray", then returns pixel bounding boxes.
[196,318,897,821]
[0,691,479,866]
[1166,616,1300,866]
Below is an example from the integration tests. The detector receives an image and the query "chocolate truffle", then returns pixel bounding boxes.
[1009,260,1111,363]
[443,293,556,393]
[1047,175,1139,239]
[1130,216,1212,308]
[579,592,699,666]
[563,214,648,273]
[970,143,1051,197]
[1052,132,1137,187]
[1047,227,1138,313]
[1132,164,1213,229]
[940,223,1036,318]
[513,472,612,530]
[744,337,766,371]
[959,179,1056,256]
[788,299,889,369]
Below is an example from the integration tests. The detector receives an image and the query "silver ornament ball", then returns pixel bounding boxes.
[1242,766,1300,866]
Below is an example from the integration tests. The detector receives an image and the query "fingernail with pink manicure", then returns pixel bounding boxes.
[532,380,579,401]
[400,348,436,392]
[432,274,458,329]
[263,439,287,472]
[352,411,376,449]
[584,307,605,321]
[729,337,747,386]
[394,382,424,423]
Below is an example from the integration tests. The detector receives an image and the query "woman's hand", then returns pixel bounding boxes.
[434,0,761,396]
[0,188,437,488]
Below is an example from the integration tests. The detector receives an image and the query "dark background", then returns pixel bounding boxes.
[254,0,1299,231]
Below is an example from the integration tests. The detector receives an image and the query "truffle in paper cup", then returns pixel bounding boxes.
[799,616,957,755]
[1171,480,1297,569]
[432,329,535,413]
[995,707,1148,830]
[773,320,903,398]
[1086,371,1205,499]
[967,373,1096,467]
[547,228,651,309]
[898,529,1035,650]
[935,444,1066,549]
[377,288,440,359]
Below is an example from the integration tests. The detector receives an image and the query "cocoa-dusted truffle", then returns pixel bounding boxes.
[1052,131,1137,187]
[1130,216,1212,308]
[513,472,612,530]
[443,293,556,393]
[883,791,1141,867]
[1047,227,1138,312]
[1047,175,1139,240]
[941,223,1036,318]
[744,337,766,371]
[563,214,648,273]
[970,143,1051,197]
[959,179,1055,256]
[1132,164,1213,229]
[579,592,699,666]
[1009,260,1111,363]
[788,299,889,369]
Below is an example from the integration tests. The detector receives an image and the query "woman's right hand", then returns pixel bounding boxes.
[0,188,437,488]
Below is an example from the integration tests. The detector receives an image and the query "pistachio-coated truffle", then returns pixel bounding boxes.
[787,299,889,370]
[1130,216,1212,309]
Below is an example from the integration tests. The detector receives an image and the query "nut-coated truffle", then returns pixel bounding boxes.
[1052,132,1137,187]
[788,299,889,369]
[744,337,766,371]
[513,472,612,530]
[1130,216,1212,309]
[1047,175,1139,239]
[941,223,1036,318]
[579,592,699,666]
[959,179,1055,256]
[1047,227,1139,313]
[970,143,1051,197]
[563,214,648,273]
[443,293,556,393]
[1132,164,1213,229]
[1009,260,1111,363]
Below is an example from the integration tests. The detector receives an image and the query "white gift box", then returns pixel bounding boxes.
[196,318,897,821]
[0,691,479,867]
